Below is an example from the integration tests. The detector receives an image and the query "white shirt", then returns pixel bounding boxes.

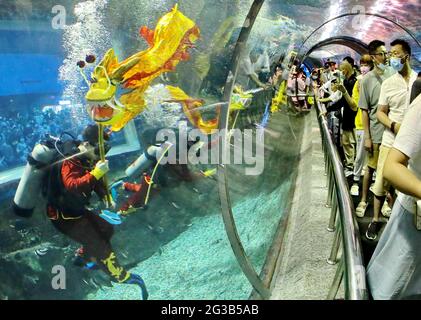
[320,80,333,94]
[378,70,418,147]
[329,90,343,104]
[394,94,421,213]
[320,80,343,105]
[322,70,335,83]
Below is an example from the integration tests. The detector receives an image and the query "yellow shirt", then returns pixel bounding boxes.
[353,79,363,130]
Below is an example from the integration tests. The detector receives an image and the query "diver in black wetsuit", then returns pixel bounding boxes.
[44,125,148,300]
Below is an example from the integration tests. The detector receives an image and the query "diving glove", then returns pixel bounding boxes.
[90,160,110,180]
[84,262,99,270]
[125,273,149,300]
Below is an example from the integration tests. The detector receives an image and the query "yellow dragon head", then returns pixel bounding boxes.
[80,4,201,132]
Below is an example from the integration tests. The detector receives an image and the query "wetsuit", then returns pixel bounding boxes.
[46,157,130,283]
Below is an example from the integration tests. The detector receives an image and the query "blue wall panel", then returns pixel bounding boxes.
[0,54,63,96]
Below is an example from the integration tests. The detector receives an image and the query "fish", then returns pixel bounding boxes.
[171,202,180,209]
[35,248,48,257]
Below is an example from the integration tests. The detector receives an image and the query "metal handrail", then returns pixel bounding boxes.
[315,100,368,300]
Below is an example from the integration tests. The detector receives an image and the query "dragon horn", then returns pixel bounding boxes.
[110,57,140,82]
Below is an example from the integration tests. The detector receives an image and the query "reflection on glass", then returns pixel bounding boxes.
[1,0,418,301]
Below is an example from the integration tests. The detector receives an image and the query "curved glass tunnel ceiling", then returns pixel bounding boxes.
[305,38,369,64]
[261,0,421,65]
[308,44,363,63]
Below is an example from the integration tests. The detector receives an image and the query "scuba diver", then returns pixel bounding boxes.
[13,124,148,300]
[111,141,174,215]
[110,131,214,215]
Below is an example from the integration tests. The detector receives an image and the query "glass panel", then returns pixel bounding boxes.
[0,0,253,300]
[1,0,419,301]
[0,1,139,178]
[221,0,306,278]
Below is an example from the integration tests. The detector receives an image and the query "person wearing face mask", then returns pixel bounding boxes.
[355,40,395,219]
[318,78,343,149]
[310,69,321,86]
[305,69,320,108]
[331,62,358,178]
[365,39,418,241]
[321,60,336,84]
[349,55,374,197]
[366,82,421,300]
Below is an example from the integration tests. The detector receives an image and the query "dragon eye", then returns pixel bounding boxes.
[86,54,96,64]
[77,60,86,68]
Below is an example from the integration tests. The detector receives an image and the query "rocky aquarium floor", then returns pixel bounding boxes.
[88,180,291,300]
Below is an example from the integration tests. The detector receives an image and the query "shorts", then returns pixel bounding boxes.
[367,143,380,170]
[372,145,391,197]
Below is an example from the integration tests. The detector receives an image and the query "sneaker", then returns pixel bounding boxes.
[350,183,359,197]
[381,201,392,218]
[366,221,380,241]
[355,201,367,218]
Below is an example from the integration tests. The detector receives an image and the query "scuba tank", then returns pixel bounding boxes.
[12,133,79,218]
[125,141,173,178]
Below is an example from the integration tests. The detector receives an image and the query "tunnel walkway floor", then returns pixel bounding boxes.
[270,110,342,300]
[348,175,386,267]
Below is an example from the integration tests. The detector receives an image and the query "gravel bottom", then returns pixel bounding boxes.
[88,180,290,300]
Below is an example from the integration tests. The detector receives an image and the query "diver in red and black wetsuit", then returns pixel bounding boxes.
[44,124,148,300]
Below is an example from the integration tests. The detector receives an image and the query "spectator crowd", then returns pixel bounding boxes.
[0,107,90,170]
[314,38,421,300]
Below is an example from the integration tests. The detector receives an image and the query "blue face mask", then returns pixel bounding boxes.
[376,62,387,71]
[390,57,405,72]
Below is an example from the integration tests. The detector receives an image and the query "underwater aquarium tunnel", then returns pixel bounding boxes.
[0,0,420,300]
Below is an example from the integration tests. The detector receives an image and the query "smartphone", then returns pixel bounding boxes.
[415,200,421,230]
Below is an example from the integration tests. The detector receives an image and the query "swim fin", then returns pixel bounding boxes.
[125,273,149,300]
[99,210,122,225]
